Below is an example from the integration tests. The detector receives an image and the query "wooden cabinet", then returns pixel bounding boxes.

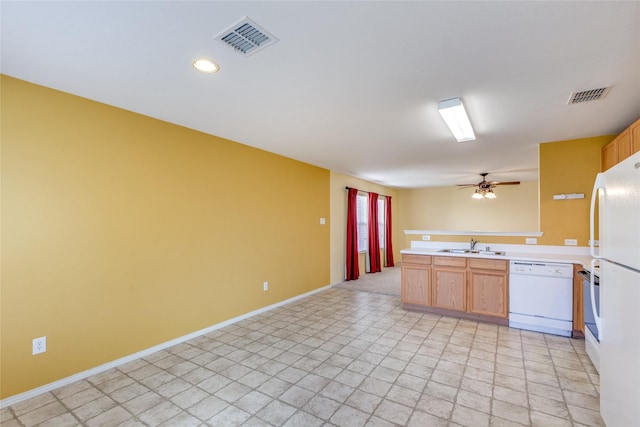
[602,118,640,171]
[403,266,430,305]
[602,139,618,171]
[573,264,584,338]
[401,254,509,325]
[401,255,431,306]
[432,256,467,311]
[468,258,508,318]
[632,118,640,154]
[617,129,632,163]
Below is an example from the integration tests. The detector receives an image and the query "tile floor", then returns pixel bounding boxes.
[1,288,605,427]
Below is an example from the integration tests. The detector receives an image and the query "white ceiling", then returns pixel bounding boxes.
[2,1,639,188]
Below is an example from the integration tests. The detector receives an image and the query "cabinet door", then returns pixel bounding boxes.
[616,129,632,163]
[432,267,466,311]
[602,140,617,171]
[573,264,584,336]
[469,258,507,272]
[402,254,431,266]
[469,271,507,318]
[631,118,640,154]
[402,265,430,306]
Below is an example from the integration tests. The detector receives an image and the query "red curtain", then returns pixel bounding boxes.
[368,192,382,273]
[385,195,395,267]
[345,188,359,281]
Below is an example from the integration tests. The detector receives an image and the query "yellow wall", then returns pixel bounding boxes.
[0,74,618,399]
[396,136,614,248]
[0,76,330,398]
[329,172,400,284]
[396,181,539,246]
[538,135,614,246]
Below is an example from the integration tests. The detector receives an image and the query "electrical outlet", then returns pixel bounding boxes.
[263,281,269,291]
[565,239,578,246]
[589,240,600,246]
[33,336,46,355]
[319,217,326,225]
[525,238,537,245]
[422,235,430,241]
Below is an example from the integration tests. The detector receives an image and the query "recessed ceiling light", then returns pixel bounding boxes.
[193,59,219,73]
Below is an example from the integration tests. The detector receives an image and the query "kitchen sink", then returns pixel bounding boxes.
[478,250,506,256]
[439,249,506,256]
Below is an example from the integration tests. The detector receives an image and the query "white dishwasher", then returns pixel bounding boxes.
[509,261,574,337]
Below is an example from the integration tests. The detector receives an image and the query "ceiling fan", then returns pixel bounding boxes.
[457,173,520,199]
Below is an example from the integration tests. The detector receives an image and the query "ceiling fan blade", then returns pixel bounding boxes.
[456,174,521,189]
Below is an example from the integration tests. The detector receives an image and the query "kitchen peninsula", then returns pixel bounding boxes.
[400,241,594,335]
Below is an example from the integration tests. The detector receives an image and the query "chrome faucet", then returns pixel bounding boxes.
[470,238,478,250]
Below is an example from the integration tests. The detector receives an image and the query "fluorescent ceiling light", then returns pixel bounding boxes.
[438,97,475,142]
[193,58,219,73]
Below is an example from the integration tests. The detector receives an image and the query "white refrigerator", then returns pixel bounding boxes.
[590,150,640,427]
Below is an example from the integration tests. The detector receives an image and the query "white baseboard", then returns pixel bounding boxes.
[0,284,332,409]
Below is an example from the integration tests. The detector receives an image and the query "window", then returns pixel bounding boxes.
[378,197,385,249]
[356,194,386,251]
[356,194,368,251]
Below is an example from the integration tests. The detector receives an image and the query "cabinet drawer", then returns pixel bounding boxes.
[433,256,467,268]
[469,258,507,271]
[402,254,431,265]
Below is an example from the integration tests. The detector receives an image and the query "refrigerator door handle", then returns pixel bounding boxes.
[590,258,602,334]
[590,173,605,259]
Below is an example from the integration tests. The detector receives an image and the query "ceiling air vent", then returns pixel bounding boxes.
[215,17,278,56]
[567,86,612,105]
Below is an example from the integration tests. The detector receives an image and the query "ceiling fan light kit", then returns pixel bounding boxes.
[472,188,497,199]
[437,97,476,142]
[459,173,520,200]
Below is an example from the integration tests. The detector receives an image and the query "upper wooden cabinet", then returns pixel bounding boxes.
[602,118,640,171]
[602,140,618,171]
[617,129,632,162]
[632,118,640,154]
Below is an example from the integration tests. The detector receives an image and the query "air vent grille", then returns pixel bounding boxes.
[568,86,612,104]
[215,17,278,56]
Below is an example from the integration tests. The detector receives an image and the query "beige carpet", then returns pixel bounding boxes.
[332,265,401,296]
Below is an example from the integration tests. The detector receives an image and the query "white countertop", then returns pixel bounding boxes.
[401,244,594,268]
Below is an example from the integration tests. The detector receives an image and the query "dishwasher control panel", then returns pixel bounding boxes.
[510,261,573,278]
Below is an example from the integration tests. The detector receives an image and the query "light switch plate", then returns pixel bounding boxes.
[319,218,325,225]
